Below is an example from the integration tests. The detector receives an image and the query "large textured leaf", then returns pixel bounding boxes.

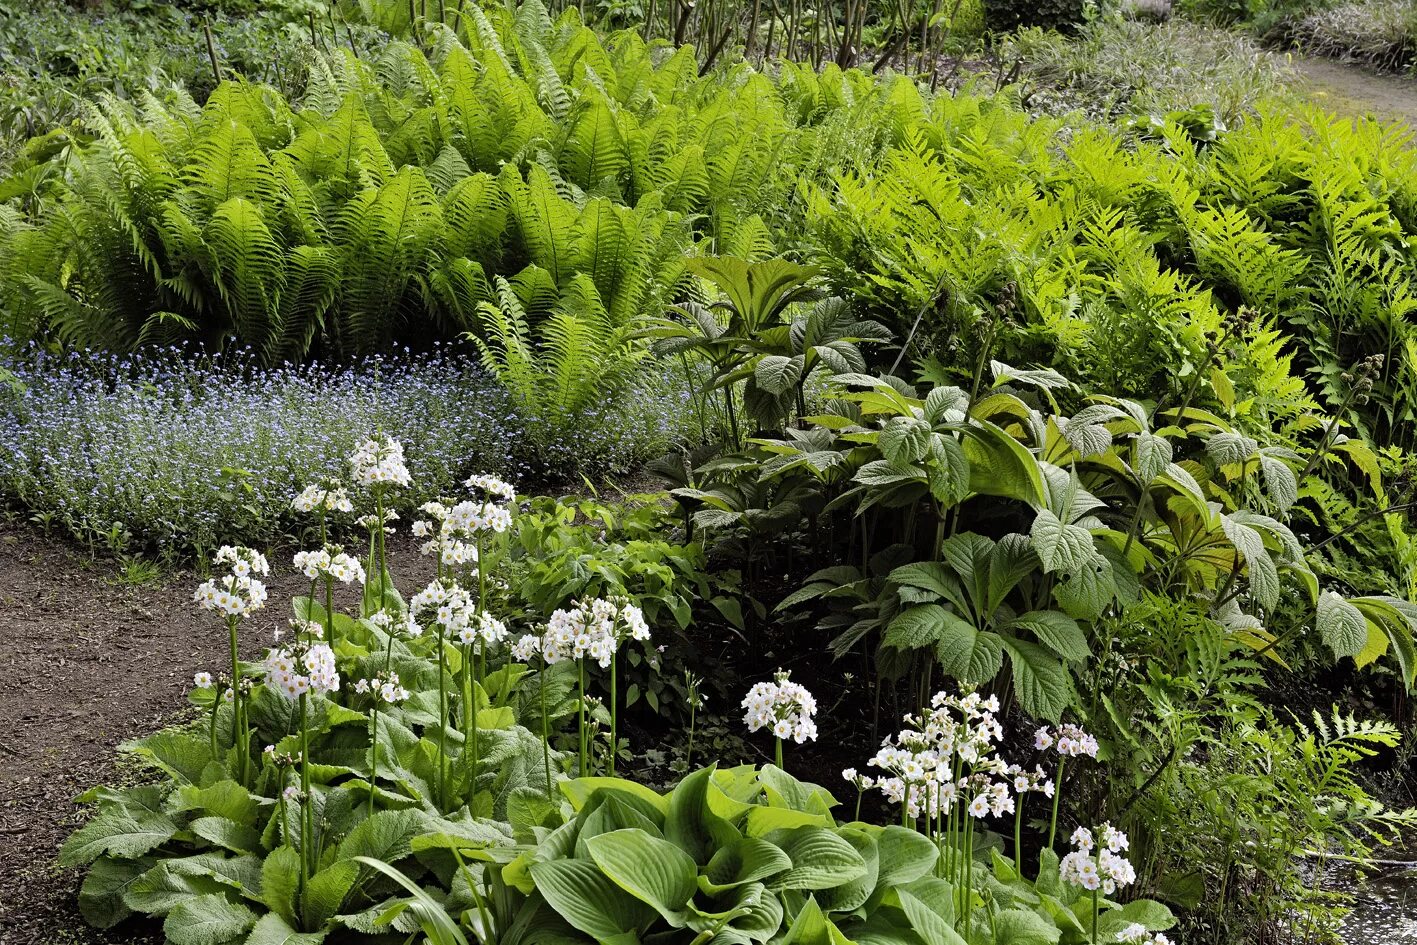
[1030,510,1096,575]
[1003,638,1071,721]
[766,827,867,890]
[1317,591,1367,659]
[529,858,657,939]
[162,893,257,945]
[586,829,698,922]
[59,809,178,867]
[1006,610,1091,662]
[245,913,327,945]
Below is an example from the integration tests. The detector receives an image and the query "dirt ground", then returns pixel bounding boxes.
[1295,54,1417,126]
[0,526,426,945]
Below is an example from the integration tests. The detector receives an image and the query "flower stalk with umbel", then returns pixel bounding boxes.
[351,436,410,656]
[354,670,409,815]
[264,618,340,899]
[1034,723,1099,855]
[742,670,818,774]
[193,545,269,785]
[1061,824,1137,944]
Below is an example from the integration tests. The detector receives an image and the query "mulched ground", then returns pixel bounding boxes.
[0,525,427,945]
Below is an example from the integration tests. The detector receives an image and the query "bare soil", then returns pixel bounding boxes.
[0,526,424,945]
[1295,54,1417,126]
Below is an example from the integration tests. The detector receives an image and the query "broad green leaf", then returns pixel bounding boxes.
[262,846,301,926]
[1006,610,1090,662]
[756,355,805,396]
[245,912,327,945]
[163,893,257,945]
[191,816,263,855]
[1030,511,1095,575]
[766,827,867,890]
[529,858,657,939]
[779,896,854,945]
[59,809,179,867]
[993,907,1061,944]
[302,860,358,929]
[880,416,932,464]
[896,886,966,945]
[1003,639,1070,720]
[586,828,698,921]
[934,620,1004,683]
[1317,591,1367,659]
[701,837,793,894]
[872,826,938,892]
[78,856,151,928]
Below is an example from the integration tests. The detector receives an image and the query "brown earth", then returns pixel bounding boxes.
[0,526,426,945]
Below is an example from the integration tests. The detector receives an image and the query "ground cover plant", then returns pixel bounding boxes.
[3,2,1417,944]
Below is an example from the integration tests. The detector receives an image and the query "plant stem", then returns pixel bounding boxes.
[437,637,448,808]
[298,693,311,908]
[368,700,379,817]
[1015,794,1025,875]
[540,658,552,797]
[1047,757,1067,853]
[774,736,784,771]
[608,651,617,776]
[228,615,245,784]
[578,660,588,774]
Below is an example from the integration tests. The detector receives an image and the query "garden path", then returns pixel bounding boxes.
[0,527,421,944]
[1294,54,1417,126]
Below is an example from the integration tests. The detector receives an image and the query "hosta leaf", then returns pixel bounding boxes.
[586,828,698,921]
[163,893,257,945]
[1029,510,1096,575]
[779,896,854,945]
[701,837,793,894]
[872,826,938,892]
[896,886,966,945]
[529,858,657,939]
[1003,638,1070,721]
[1318,591,1367,659]
[993,907,1061,944]
[767,827,867,890]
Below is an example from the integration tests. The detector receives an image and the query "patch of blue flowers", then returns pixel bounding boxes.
[0,342,694,556]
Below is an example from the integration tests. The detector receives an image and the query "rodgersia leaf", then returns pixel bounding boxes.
[1003,638,1071,721]
[1318,591,1368,659]
[1029,510,1096,575]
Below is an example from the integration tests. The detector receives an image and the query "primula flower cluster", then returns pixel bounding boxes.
[292,482,354,514]
[354,671,410,704]
[351,436,411,487]
[367,608,422,639]
[513,597,650,667]
[194,546,270,616]
[410,580,508,647]
[294,546,365,584]
[1035,723,1100,758]
[742,670,819,744]
[1061,823,1137,895]
[265,641,340,699]
[465,473,517,501]
[863,688,1052,821]
[1117,924,1174,945]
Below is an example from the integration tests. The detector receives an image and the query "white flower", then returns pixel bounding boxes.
[292,482,354,514]
[464,473,517,502]
[193,671,213,689]
[351,436,412,488]
[265,643,339,700]
[294,547,365,584]
[741,670,818,744]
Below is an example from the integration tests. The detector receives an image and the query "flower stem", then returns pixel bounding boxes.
[298,694,311,907]
[1014,795,1026,875]
[608,651,618,776]
[1047,757,1067,852]
[437,638,449,808]
[578,660,587,775]
[228,616,245,784]
[540,658,552,797]
[774,736,784,771]
[368,701,379,817]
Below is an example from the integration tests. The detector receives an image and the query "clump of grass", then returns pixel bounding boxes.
[1006,16,1297,123]
[1287,0,1417,73]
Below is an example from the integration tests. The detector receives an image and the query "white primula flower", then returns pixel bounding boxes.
[193,671,213,689]
[351,436,412,488]
[265,642,339,700]
[741,670,818,744]
[293,482,354,514]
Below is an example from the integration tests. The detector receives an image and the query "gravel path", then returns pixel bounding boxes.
[1295,54,1417,126]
